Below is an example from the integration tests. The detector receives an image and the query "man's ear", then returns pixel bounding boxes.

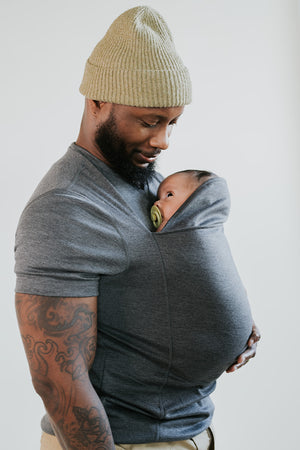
[86,98,103,117]
[86,99,111,122]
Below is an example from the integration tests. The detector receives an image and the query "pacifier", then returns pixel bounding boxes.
[150,205,162,229]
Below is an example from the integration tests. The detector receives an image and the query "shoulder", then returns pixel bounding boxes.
[26,146,107,204]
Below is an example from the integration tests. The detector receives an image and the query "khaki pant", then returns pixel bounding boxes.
[40,427,215,450]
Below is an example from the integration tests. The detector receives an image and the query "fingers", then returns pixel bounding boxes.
[226,322,261,374]
[226,343,257,373]
[248,323,261,347]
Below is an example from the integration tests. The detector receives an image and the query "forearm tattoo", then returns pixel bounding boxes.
[16,294,115,449]
[61,406,112,449]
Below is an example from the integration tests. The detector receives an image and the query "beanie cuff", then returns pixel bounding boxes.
[79,60,192,107]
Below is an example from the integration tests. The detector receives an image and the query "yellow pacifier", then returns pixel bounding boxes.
[150,205,162,229]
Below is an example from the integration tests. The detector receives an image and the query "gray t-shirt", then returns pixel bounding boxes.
[15,144,252,443]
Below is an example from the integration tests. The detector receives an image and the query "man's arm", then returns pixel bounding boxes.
[15,293,115,449]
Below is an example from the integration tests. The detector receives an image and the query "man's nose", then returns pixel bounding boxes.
[149,126,170,150]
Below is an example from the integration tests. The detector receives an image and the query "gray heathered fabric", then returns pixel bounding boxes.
[15,144,252,443]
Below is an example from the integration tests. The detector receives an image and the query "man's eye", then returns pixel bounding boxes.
[143,121,157,128]
[167,192,173,197]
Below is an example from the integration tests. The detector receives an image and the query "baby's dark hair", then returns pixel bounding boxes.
[175,169,215,184]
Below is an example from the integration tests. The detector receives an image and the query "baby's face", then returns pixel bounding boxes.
[153,173,200,231]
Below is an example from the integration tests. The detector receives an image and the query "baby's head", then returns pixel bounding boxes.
[151,170,214,231]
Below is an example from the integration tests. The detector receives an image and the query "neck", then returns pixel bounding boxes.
[76,124,108,164]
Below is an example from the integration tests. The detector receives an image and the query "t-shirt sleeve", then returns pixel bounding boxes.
[14,191,128,297]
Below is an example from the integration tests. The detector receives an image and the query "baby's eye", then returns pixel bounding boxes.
[167,192,173,197]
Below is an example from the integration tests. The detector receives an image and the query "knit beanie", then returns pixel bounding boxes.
[79,6,192,107]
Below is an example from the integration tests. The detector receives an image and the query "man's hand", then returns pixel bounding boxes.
[226,322,261,373]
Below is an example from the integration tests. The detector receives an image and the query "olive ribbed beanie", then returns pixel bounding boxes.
[79,6,192,107]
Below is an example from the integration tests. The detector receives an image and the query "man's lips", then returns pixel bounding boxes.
[133,150,161,164]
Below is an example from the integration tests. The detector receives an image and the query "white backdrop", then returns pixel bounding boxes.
[1,0,300,449]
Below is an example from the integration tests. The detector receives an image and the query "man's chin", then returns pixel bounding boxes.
[125,161,156,189]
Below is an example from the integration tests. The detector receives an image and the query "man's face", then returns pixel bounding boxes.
[154,173,200,231]
[94,104,184,189]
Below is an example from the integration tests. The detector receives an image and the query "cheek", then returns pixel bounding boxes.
[162,204,175,221]
[165,199,183,220]
[118,121,149,144]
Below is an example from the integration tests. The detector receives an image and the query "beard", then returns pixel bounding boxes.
[94,111,156,190]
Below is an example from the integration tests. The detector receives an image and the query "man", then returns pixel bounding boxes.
[15,6,260,450]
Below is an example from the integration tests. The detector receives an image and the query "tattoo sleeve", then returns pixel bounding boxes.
[15,293,115,450]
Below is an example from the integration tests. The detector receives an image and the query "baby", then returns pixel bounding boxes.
[151,169,214,231]
[149,169,254,384]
